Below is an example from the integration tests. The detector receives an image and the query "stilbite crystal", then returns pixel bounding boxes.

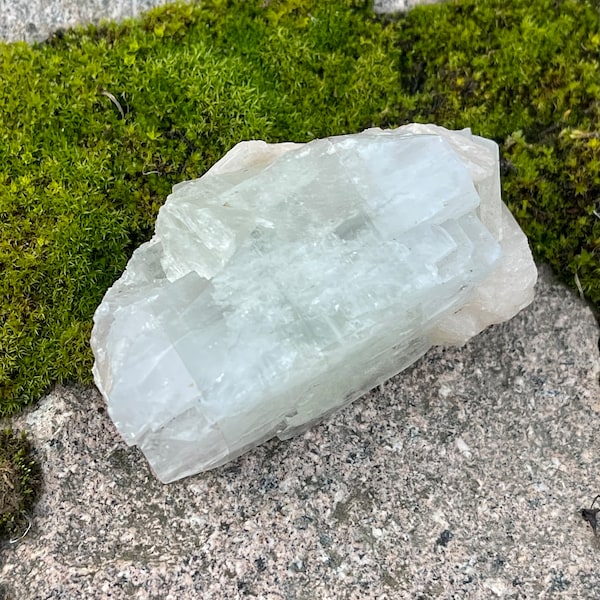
[91,125,537,483]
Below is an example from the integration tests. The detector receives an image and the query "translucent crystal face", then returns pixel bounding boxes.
[91,126,537,483]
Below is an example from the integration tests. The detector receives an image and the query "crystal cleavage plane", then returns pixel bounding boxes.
[91,124,537,483]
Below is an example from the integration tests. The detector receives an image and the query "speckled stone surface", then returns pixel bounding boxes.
[1,264,599,599]
[0,0,173,43]
[373,0,442,13]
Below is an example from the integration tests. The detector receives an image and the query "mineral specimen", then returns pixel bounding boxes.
[91,124,537,483]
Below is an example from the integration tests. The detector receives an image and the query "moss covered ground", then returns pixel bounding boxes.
[0,0,598,415]
[0,428,41,541]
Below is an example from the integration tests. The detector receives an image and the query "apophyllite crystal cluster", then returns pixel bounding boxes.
[91,124,537,483]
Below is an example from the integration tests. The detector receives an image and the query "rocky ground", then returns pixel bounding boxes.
[1,264,599,599]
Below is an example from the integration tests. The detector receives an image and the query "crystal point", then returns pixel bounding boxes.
[91,125,537,482]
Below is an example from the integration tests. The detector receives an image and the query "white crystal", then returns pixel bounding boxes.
[91,125,537,483]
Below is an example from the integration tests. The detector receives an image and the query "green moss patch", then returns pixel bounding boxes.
[0,0,599,416]
[0,428,42,542]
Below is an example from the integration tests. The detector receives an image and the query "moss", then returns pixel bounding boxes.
[0,428,42,543]
[0,0,598,416]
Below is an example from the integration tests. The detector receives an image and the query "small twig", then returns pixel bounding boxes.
[574,272,585,300]
[142,170,160,175]
[100,89,126,120]
[8,514,32,544]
